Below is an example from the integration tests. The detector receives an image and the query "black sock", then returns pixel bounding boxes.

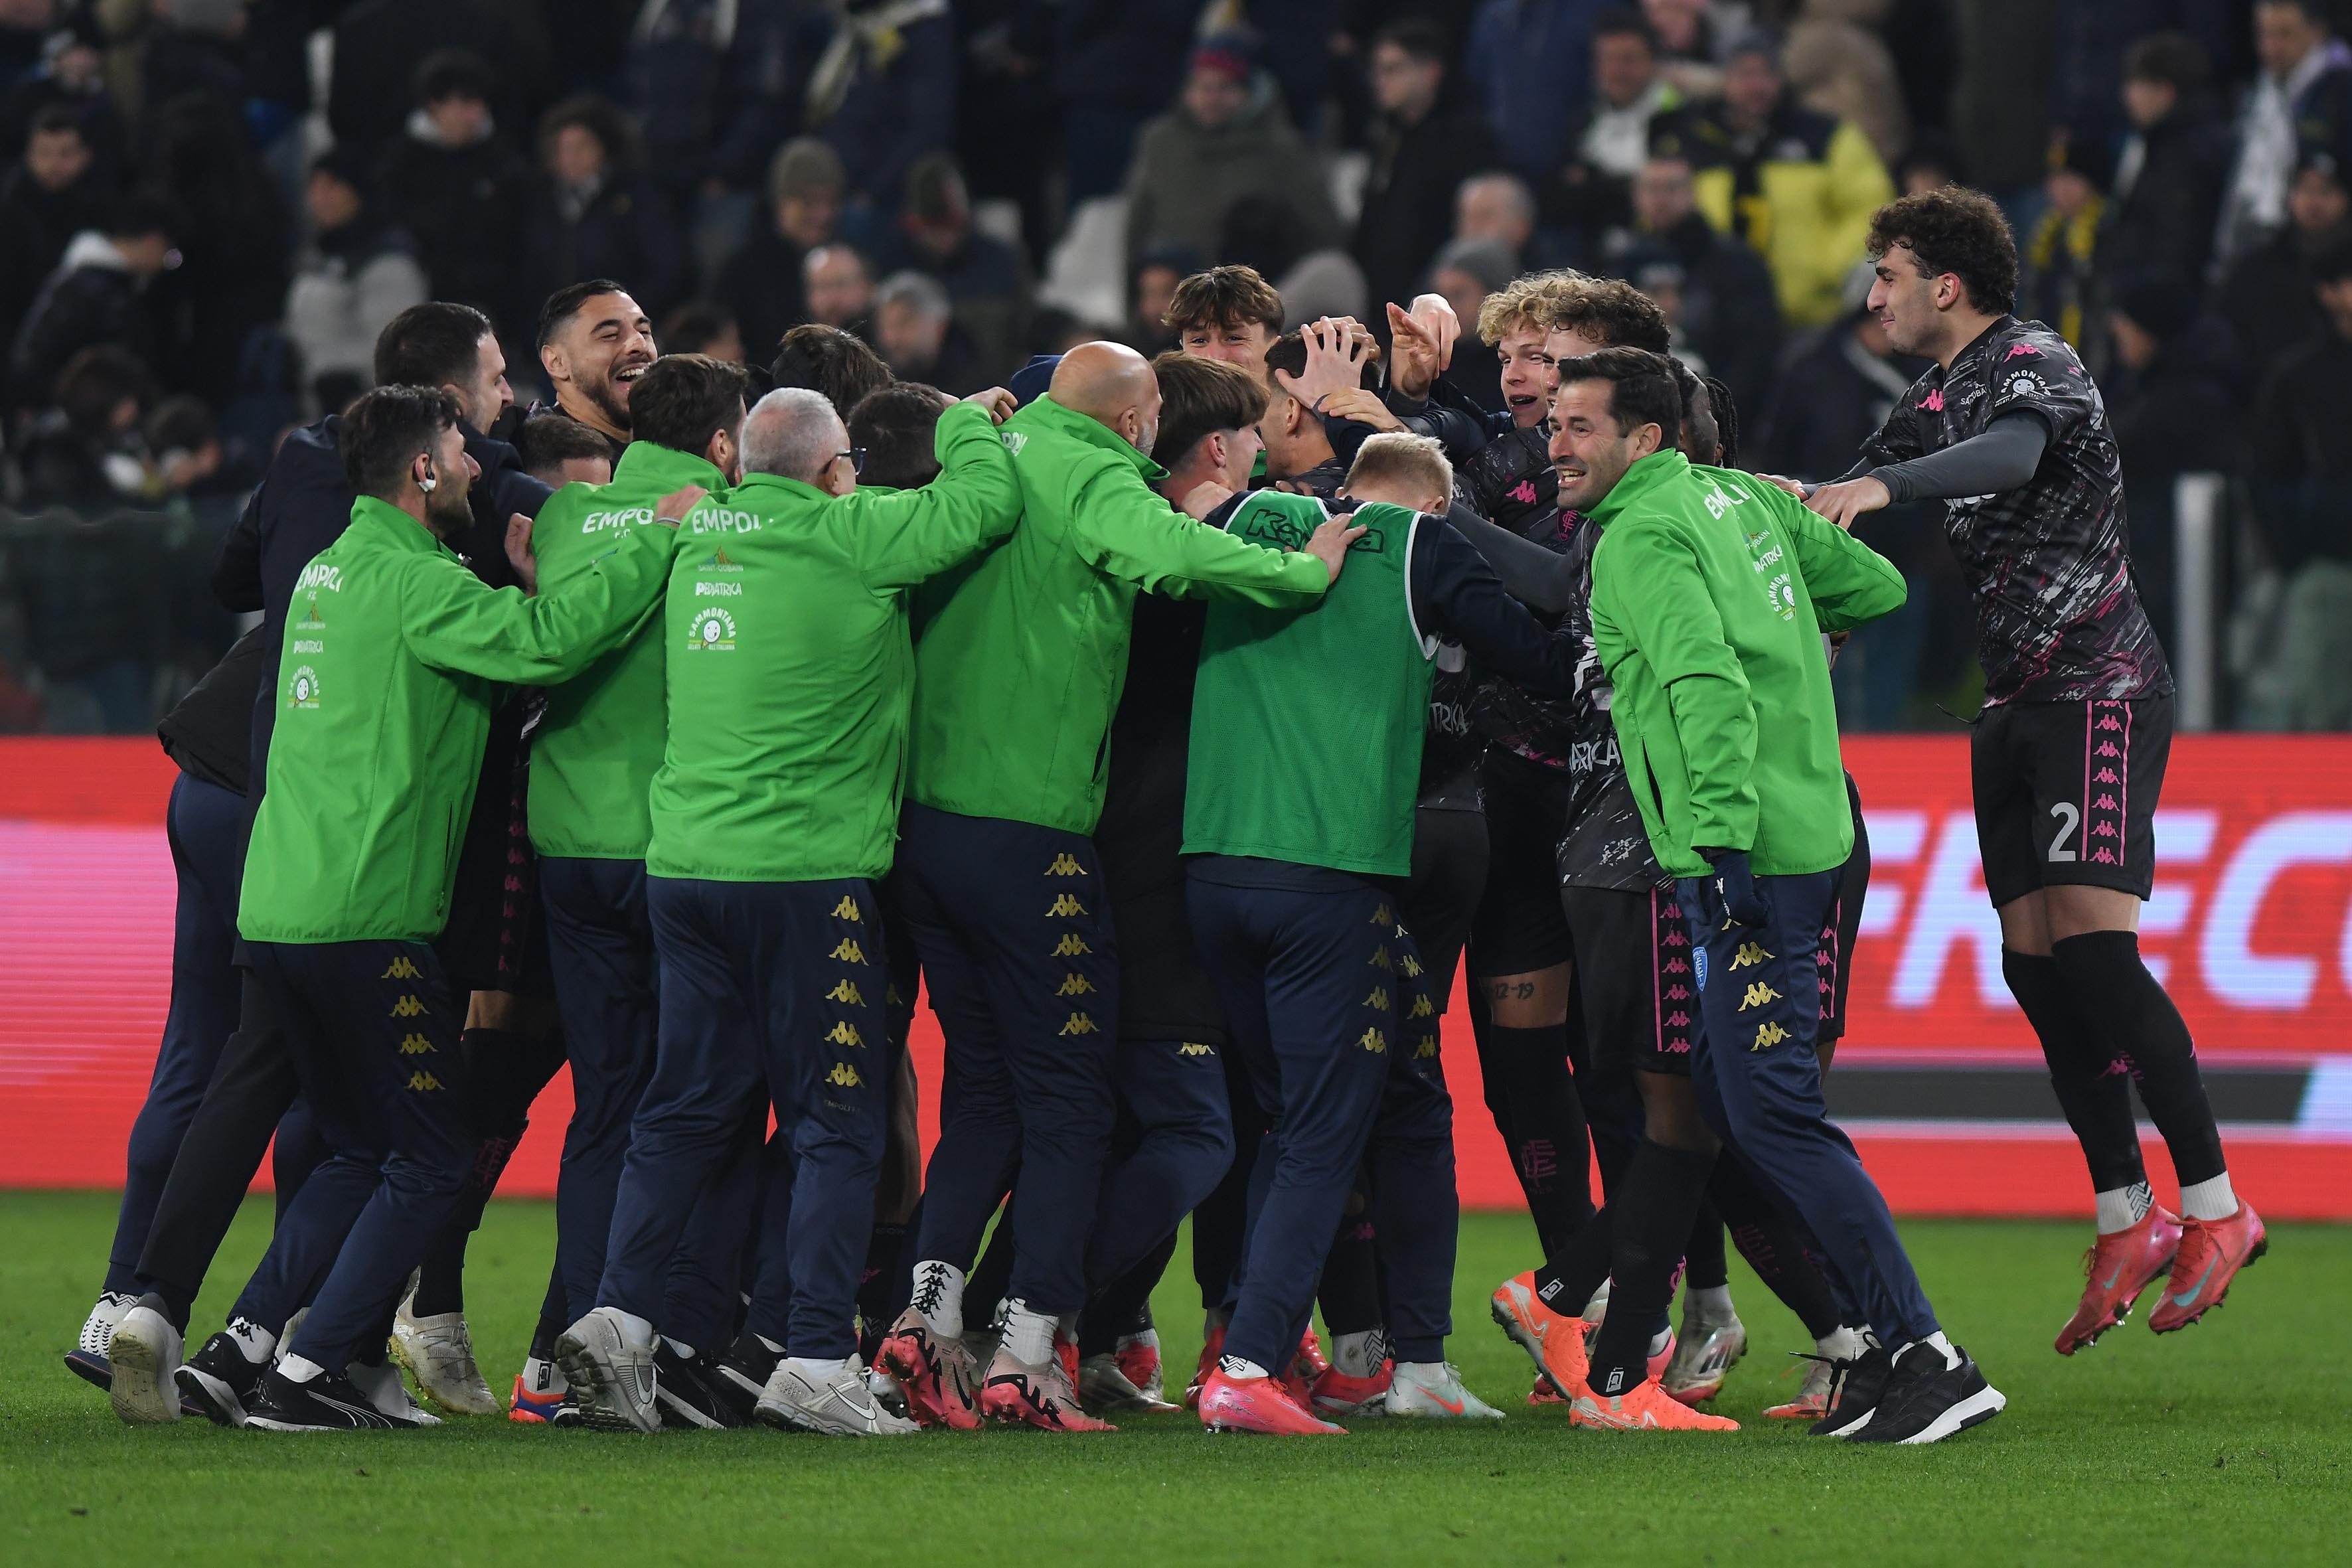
[1316,1215,1385,1337]
[1079,1227,1179,1358]
[1531,1204,1613,1315]
[2001,948,2147,1192]
[1682,1197,1729,1292]
[1589,1140,1715,1395]
[410,1225,471,1318]
[2050,931,2227,1186]
[1708,1154,1842,1340]
[1472,1016,1592,1257]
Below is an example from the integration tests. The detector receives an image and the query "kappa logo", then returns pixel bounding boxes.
[1178,1042,1215,1057]
[825,1021,865,1048]
[1372,903,1393,926]
[1399,953,1424,979]
[1056,973,1095,996]
[397,1034,435,1055]
[1729,941,1772,970]
[1751,1022,1789,1051]
[380,957,422,980]
[1059,1013,1098,1036]
[1356,1027,1387,1054]
[287,665,322,710]
[1918,387,1945,412]
[1363,986,1391,1012]
[829,939,868,964]
[826,1062,864,1087]
[1414,1034,1438,1059]
[830,897,863,921]
[1407,994,1435,1019]
[1739,982,1782,1012]
[886,984,903,1007]
[390,994,425,1018]
[686,607,737,651]
[1046,894,1087,917]
[824,980,865,1005]
[407,1070,445,1091]
[1052,933,1093,957]
[1370,945,1392,971]
[1045,853,1084,876]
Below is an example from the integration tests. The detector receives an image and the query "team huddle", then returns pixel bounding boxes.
[66,186,2264,1448]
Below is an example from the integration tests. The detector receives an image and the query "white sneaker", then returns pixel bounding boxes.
[347,1359,442,1426]
[107,1299,183,1425]
[68,1291,136,1388]
[755,1360,921,1436]
[1078,1351,1176,1413]
[1662,1310,1747,1405]
[1382,1361,1504,1419]
[390,1287,498,1415]
[554,1308,661,1433]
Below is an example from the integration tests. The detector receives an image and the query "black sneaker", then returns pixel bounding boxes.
[1849,1340,2005,1445]
[1807,1341,1895,1438]
[176,1329,271,1427]
[655,1340,745,1429]
[245,1366,428,1432]
[714,1330,784,1424]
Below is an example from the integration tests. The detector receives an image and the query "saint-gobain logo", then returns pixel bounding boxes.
[1693,945,1707,993]
[686,607,737,651]
[287,666,321,710]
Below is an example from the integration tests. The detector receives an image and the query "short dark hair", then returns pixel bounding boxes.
[771,323,892,418]
[537,93,639,167]
[54,345,155,434]
[628,353,749,455]
[1547,277,1672,353]
[512,413,614,477]
[1263,329,1381,396]
[341,384,462,499]
[414,47,495,108]
[374,302,493,391]
[145,394,217,455]
[537,279,633,350]
[1372,17,1452,62]
[1164,264,1285,337]
[1553,346,1683,444]
[108,189,182,242]
[1866,186,2019,315]
[1150,351,1269,470]
[661,299,738,357]
[847,382,953,489]
[2123,32,2209,96]
[27,103,85,141]
[1592,7,1659,51]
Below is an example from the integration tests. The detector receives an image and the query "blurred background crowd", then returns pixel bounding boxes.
[0,0,2345,734]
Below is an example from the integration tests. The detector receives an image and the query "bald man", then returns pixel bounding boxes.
[879,342,1361,1433]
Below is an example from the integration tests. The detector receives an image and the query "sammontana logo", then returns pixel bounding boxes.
[286,666,322,710]
[686,607,736,651]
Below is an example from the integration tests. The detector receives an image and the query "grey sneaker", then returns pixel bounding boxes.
[554,1308,661,1433]
[755,1360,921,1436]
[1662,1310,1747,1405]
[1078,1352,1176,1413]
[390,1286,498,1415]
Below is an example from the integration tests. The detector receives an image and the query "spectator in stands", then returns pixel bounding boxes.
[11,191,179,410]
[0,106,104,353]
[512,412,617,489]
[1605,151,1780,416]
[141,0,253,118]
[1455,172,1538,272]
[1655,31,1892,328]
[876,153,1030,387]
[1545,8,1682,256]
[803,244,875,337]
[846,380,953,490]
[872,270,986,394]
[661,301,746,364]
[2223,149,2347,374]
[328,0,522,160]
[1893,133,1967,196]
[769,320,892,416]
[141,92,290,404]
[1643,0,1726,98]
[2248,229,2352,730]
[1783,2,1911,166]
[1123,244,1200,356]
[522,95,684,324]
[1464,0,1603,186]
[1,21,121,182]
[377,50,531,343]
[2095,35,2234,311]
[285,148,429,412]
[1352,17,1503,323]
[1427,236,1517,412]
[2219,0,2352,266]
[1123,33,1340,275]
[1054,0,1199,203]
[18,345,157,507]
[811,0,958,212]
[716,138,846,367]
[617,0,800,200]
[145,394,227,502]
[2106,275,2233,651]
[2022,135,2110,348]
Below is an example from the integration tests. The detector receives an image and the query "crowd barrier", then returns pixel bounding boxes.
[4,736,2349,1216]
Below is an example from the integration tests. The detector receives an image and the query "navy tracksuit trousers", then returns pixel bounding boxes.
[599,876,885,1360]
[1188,868,1458,1372]
[243,939,475,1370]
[1679,870,1938,1344]
[896,803,1119,1314]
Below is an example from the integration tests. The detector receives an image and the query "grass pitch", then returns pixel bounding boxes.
[2,1193,2347,1565]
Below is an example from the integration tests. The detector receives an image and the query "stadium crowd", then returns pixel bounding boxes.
[1,1,2350,732]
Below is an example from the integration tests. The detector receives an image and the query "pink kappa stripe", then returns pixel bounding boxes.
[2117,701,2132,874]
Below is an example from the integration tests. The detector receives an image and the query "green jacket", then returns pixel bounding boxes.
[528,440,724,860]
[649,402,1021,882]
[1587,451,1905,878]
[905,394,1330,835]
[240,495,674,943]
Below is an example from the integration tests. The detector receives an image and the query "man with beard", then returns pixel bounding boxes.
[536,279,657,459]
